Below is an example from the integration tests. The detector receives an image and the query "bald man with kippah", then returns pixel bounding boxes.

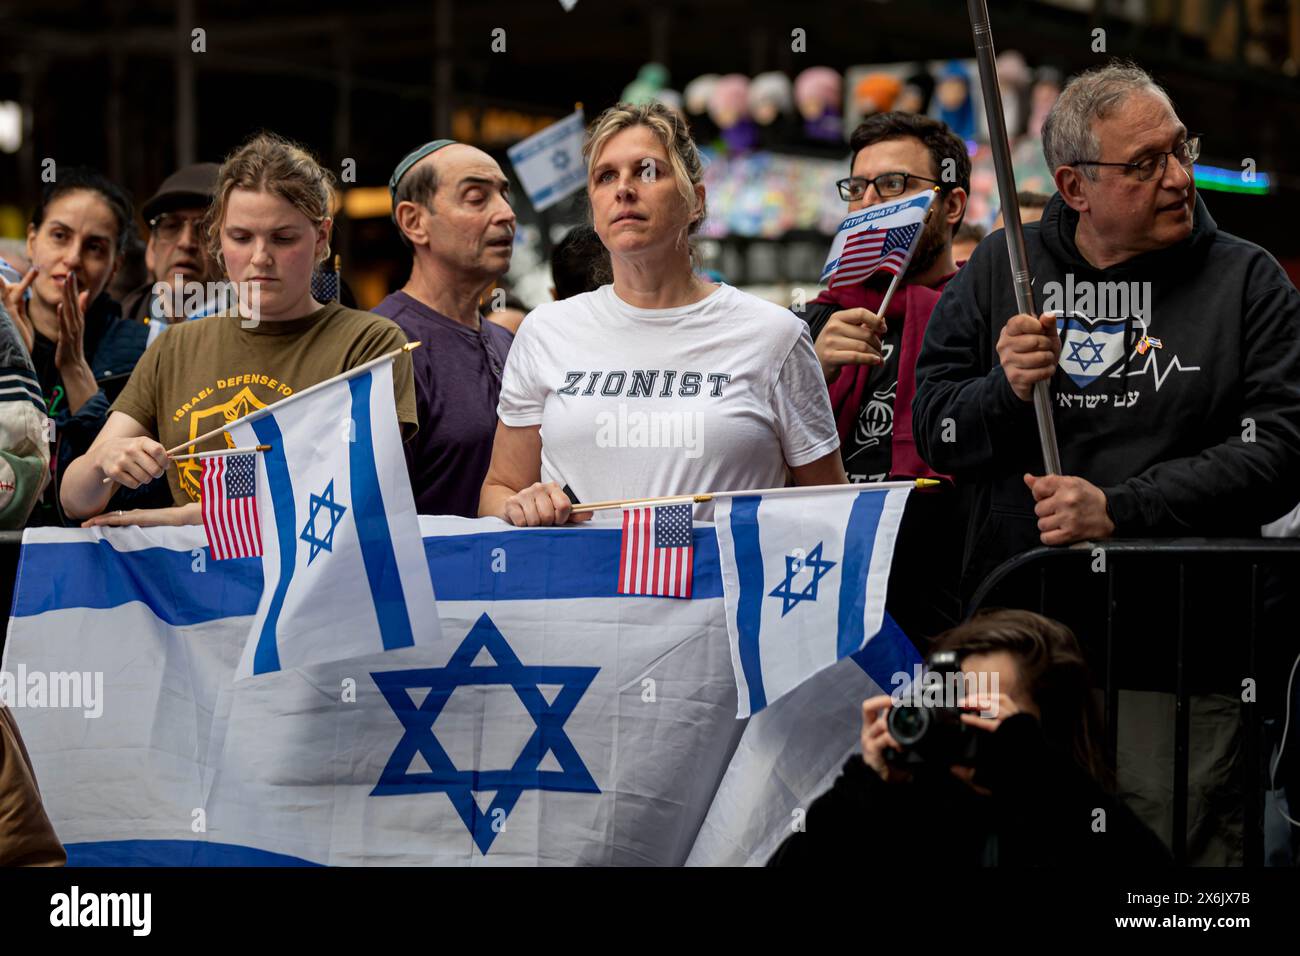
[373,140,518,517]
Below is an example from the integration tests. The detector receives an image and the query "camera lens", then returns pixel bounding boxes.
[888,705,930,746]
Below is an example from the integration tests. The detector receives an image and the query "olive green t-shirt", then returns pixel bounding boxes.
[111,304,418,506]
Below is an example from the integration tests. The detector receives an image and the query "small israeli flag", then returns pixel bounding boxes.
[715,487,911,717]
[227,357,440,680]
[507,109,587,212]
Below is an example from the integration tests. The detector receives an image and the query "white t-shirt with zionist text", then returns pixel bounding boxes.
[497,282,840,515]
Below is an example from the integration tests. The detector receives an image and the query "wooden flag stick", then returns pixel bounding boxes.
[569,478,940,515]
[100,342,421,486]
[167,444,271,463]
[101,444,277,483]
[162,341,421,457]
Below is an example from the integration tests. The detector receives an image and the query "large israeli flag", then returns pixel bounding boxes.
[227,358,439,680]
[715,487,910,717]
[3,519,741,865]
[5,508,922,865]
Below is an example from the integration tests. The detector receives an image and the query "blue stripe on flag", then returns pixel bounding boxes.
[730,495,767,715]
[12,529,723,619]
[250,413,296,674]
[9,540,263,624]
[851,610,923,688]
[66,839,320,867]
[348,372,414,652]
[835,490,887,659]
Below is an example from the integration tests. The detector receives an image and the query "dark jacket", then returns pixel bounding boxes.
[798,274,957,483]
[0,300,48,529]
[768,713,1172,867]
[912,192,1300,598]
[27,293,157,526]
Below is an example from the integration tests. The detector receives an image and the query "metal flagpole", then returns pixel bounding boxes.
[968,0,1062,475]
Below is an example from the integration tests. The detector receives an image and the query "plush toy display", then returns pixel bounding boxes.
[934,60,977,141]
[748,72,793,126]
[621,62,670,106]
[854,73,903,118]
[684,74,720,116]
[794,66,843,143]
[897,65,935,115]
[709,73,759,153]
[653,88,686,123]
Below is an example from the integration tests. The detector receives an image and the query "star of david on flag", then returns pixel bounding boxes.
[226,355,441,681]
[1054,312,1131,389]
[300,478,347,564]
[715,487,911,717]
[768,541,836,616]
[371,613,599,856]
[507,108,587,212]
[1067,336,1107,371]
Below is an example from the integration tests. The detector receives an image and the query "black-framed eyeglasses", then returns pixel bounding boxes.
[836,171,942,203]
[1069,135,1201,182]
[148,212,204,243]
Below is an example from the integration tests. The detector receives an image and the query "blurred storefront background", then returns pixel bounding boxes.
[0,0,1296,308]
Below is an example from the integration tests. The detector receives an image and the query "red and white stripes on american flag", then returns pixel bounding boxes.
[617,502,694,599]
[827,221,921,290]
[201,452,263,560]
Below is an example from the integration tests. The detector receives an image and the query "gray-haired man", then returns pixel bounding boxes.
[915,61,1300,600]
[913,62,1300,863]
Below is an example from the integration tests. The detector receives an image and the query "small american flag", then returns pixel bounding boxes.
[618,502,694,599]
[828,221,922,290]
[201,453,263,560]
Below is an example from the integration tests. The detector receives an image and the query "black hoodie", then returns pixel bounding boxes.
[768,713,1172,867]
[913,192,1300,598]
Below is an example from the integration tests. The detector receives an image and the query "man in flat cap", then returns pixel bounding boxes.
[119,162,221,332]
[374,140,518,517]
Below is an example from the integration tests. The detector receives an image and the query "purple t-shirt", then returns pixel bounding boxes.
[373,291,513,517]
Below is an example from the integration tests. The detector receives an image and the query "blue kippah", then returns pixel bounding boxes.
[388,139,458,201]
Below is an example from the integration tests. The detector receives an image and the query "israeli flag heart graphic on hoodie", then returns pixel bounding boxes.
[1054,311,1133,389]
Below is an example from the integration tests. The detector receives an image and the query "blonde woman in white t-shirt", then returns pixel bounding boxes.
[479,102,845,527]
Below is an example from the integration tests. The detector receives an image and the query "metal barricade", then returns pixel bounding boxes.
[967,538,1300,866]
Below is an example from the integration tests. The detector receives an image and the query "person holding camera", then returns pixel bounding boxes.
[768,609,1171,866]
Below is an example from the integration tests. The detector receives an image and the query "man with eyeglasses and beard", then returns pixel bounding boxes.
[375,140,517,517]
[799,111,971,644]
[913,62,1300,864]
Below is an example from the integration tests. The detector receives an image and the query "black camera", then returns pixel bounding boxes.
[884,650,982,770]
